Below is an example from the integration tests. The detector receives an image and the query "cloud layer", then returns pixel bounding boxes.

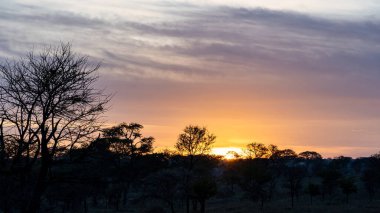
[1,0,380,157]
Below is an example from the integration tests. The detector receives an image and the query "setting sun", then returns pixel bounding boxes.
[211,147,244,159]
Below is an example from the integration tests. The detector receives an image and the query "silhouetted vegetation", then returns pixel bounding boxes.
[1,44,380,212]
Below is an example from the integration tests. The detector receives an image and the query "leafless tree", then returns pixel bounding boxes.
[0,43,110,212]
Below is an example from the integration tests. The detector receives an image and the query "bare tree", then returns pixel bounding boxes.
[0,43,109,212]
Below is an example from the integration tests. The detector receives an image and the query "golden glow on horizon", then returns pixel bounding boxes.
[211,147,243,159]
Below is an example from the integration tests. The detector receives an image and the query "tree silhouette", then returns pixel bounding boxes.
[0,43,109,212]
[245,142,269,159]
[319,168,342,197]
[102,122,154,158]
[299,151,322,160]
[267,144,279,158]
[191,176,217,213]
[175,125,215,213]
[239,159,273,210]
[284,165,306,208]
[175,125,216,158]
[339,177,357,203]
[361,155,380,200]
[306,183,320,205]
[270,149,297,160]
[143,169,182,213]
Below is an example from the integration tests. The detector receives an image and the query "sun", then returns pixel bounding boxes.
[211,147,243,160]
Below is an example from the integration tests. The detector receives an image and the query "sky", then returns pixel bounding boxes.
[1,0,380,157]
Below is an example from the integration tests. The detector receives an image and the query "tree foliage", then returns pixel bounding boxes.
[102,122,154,157]
[245,142,268,159]
[175,125,216,156]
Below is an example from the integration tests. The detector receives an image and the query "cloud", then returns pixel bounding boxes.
[1,1,380,156]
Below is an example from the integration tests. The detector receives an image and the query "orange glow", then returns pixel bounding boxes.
[211,147,243,159]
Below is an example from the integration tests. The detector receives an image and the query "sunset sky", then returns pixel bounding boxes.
[1,0,380,157]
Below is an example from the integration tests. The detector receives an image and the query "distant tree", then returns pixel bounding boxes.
[319,168,342,197]
[270,149,297,160]
[284,165,306,208]
[361,155,380,201]
[331,156,352,172]
[175,125,216,168]
[245,142,268,159]
[102,122,154,158]
[191,177,217,213]
[0,43,109,212]
[175,125,216,156]
[299,151,322,160]
[94,122,155,209]
[239,159,273,210]
[175,125,215,213]
[222,162,240,193]
[306,183,320,205]
[144,169,182,213]
[226,150,241,159]
[267,144,279,158]
[370,151,380,159]
[339,177,357,203]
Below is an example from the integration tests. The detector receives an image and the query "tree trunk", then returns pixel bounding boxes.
[25,130,50,213]
[0,119,5,165]
[186,196,190,213]
[170,202,175,213]
[84,199,88,213]
[192,199,198,211]
[200,200,205,213]
[24,156,50,213]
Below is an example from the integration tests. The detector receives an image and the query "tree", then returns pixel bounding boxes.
[339,177,357,203]
[0,43,109,212]
[239,159,273,210]
[319,168,342,197]
[175,125,215,213]
[267,144,279,158]
[284,165,306,208]
[175,125,216,157]
[143,169,182,213]
[95,122,154,209]
[299,151,322,160]
[191,176,217,213]
[245,142,268,159]
[102,122,154,158]
[306,183,320,205]
[270,149,297,160]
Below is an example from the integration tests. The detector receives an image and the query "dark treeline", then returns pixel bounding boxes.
[1,44,380,212]
[1,123,380,213]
